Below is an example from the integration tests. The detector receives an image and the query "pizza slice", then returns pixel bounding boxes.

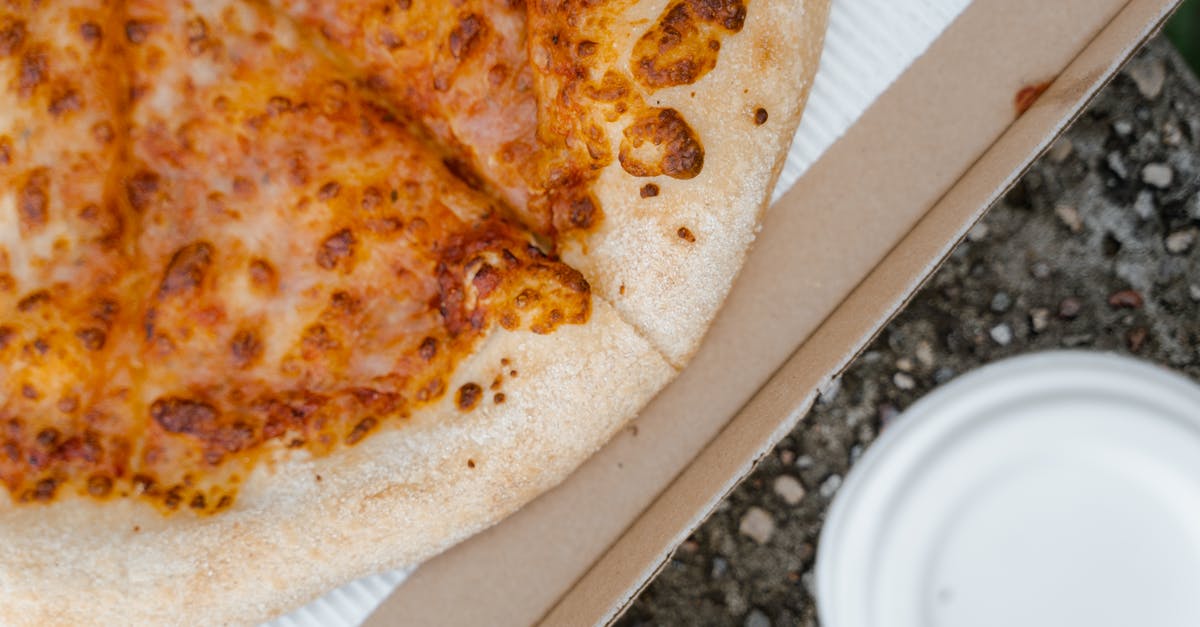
[270,0,830,364]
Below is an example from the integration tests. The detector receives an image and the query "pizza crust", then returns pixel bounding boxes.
[563,0,831,365]
[0,298,671,626]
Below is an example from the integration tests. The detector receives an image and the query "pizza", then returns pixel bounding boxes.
[0,0,828,623]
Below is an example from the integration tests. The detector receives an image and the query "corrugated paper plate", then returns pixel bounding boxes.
[819,352,1200,627]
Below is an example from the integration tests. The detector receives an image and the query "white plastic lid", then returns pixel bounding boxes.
[817,351,1200,627]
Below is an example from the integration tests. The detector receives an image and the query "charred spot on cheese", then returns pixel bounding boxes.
[640,183,660,198]
[316,229,356,270]
[230,329,263,369]
[185,17,208,55]
[419,336,438,361]
[75,327,107,351]
[18,48,46,95]
[125,170,160,211]
[456,383,483,411]
[87,474,113,498]
[151,398,219,437]
[318,181,341,201]
[79,22,102,45]
[631,0,746,89]
[0,18,25,57]
[0,136,12,165]
[550,188,601,232]
[677,226,696,242]
[754,107,768,125]
[301,324,339,354]
[248,258,278,291]
[124,20,151,45]
[328,290,362,316]
[159,242,213,298]
[619,108,704,179]
[345,417,378,445]
[18,169,50,233]
[448,14,484,60]
[16,289,49,312]
[48,88,82,117]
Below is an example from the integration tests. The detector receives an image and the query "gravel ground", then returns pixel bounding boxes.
[619,36,1200,627]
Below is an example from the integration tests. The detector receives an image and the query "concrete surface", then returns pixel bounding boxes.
[619,36,1200,627]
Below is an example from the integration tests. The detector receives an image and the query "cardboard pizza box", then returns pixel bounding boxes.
[366,0,1181,624]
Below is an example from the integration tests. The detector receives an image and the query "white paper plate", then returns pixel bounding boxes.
[817,351,1200,627]
[269,0,975,623]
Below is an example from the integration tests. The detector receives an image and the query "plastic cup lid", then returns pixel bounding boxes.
[817,351,1200,627]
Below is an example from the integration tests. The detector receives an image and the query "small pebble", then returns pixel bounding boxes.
[801,572,817,597]
[1127,327,1148,353]
[1108,289,1144,309]
[1055,204,1083,232]
[895,357,914,372]
[1063,333,1095,347]
[711,556,729,578]
[966,221,990,242]
[680,539,700,553]
[1030,261,1052,279]
[1030,307,1051,333]
[893,372,916,390]
[990,291,1012,313]
[1163,121,1183,146]
[915,340,935,368]
[725,588,748,616]
[1103,232,1123,257]
[878,403,900,427]
[1047,137,1073,162]
[1165,229,1197,254]
[745,608,771,627]
[933,367,956,384]
[1133,190,1156,220]
[779,449,795,465]
[1128,57,1166,99]
[1113,119,1133,137]
[849,444,864,463]
[798,542,815,563]
[1058,297,1082,320]
[990,323,1013,346]
[1142,163,1174,188]
[773,475,807,506]
[738,507,776,545]
[819,475,842,499]
[1190,284,1200,303]
[1107,152,1129,179]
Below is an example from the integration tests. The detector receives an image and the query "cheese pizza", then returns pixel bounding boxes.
[0,0,828,623]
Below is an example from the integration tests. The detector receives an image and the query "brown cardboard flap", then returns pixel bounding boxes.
[368,0,1177,625]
